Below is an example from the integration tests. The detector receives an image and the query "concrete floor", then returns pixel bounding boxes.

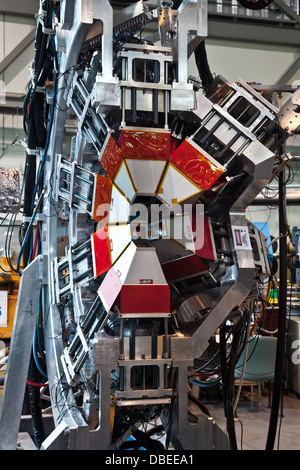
[16,386,300,451]
[205,386,300,450]
[4,370,300,450]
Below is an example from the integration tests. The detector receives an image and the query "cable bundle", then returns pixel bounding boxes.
[19,0,57,273]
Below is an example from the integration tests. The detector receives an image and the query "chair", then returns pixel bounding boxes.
[234,335,277,405]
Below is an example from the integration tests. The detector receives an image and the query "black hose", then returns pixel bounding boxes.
[131,427,165,451]
[220,320,243,451]
[21,0,52,448]
[21,151,36,268]
[188,392,211,417]
[31,21,44,84]
[27,353,46,449]
[21,1,54,267]
[265,170,287,450]
[194,40,214,91]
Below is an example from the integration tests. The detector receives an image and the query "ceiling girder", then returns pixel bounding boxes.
[0,28,35,75]
[0,0,39,18]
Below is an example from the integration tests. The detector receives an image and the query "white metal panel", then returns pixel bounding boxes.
[98,267,123,312]
[114,160,136,201]
[157,163,202,207]
[109,183,130,224]
[125,159,167,195]
[124,247,168,285]
[109,224,131,264]
[111,241,137,284]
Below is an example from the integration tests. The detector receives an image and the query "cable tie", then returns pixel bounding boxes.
[26,147,40,156]
[38,7,47,18]
[42,25,56,35]
[38,16,56,35]
[22,216,32,223]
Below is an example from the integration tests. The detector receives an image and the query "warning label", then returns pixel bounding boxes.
[231,226,251,250]
[139,279,153,284]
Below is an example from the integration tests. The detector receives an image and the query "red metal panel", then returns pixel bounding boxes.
[100,134,123,180]
[161,254,208,282]
[193,215,216,260]
[91,226,111,277]
[170,136,178,155]
[92,174,111,223]
[170,139,225,190]
[120,284,170,314]
[120,129,170,160]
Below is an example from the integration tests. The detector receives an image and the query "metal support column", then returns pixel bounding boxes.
[0,255,45,450]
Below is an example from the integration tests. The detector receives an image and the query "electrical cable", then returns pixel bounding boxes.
[220,318,244,451]
[36,294,46,361]
[17,188,45,274]
[249,277,272,336]
[233,310,251,415]
[112,404,164,445]
[276,273,294,449]
[130,426,165,451]
[33,324,47,379]
[20,0,56,272]
[27,379,48,388]
[265,168,288,450]
[193,40,214,91]
[1,163,28,274]
[193,322,236,375]
[266,233,288,250]
[27,352,46,449]
[17,1,56,450]
[0,212,9,226]
[188,391,211,417]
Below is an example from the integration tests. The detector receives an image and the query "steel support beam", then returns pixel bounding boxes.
[276,55,300,84]
[0,0,39,18]
[273,0,300,24]
[0,256,45,451]
[0,28,35,75]
[208,17,300,47]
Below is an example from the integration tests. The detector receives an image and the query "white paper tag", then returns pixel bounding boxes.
[232,226,252,250]
[0,291,8,327]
